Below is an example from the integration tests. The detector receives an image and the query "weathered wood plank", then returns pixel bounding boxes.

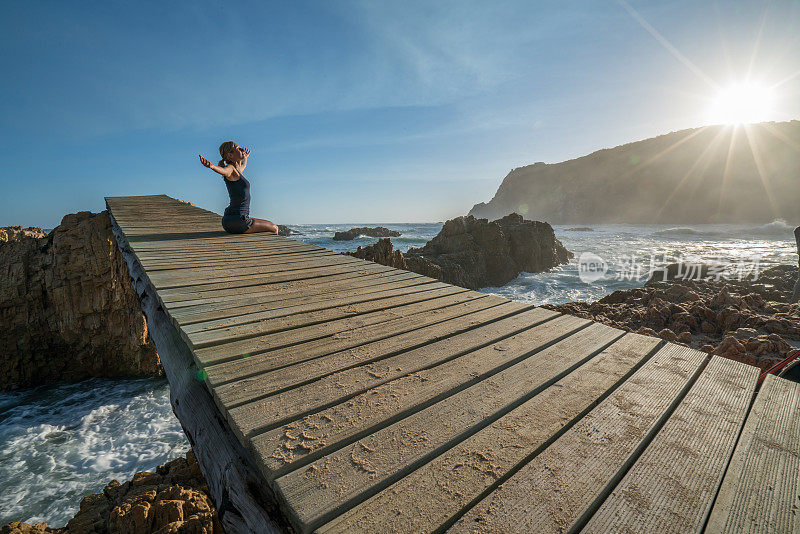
[180,281,454,334]
[168,271,427,322]
[183,284,471,349]
[582,356,758,534]
[140,250,339,271]
[152,261,396,291]
[191,292,503,367]
[212,306,556,408]
[705,374,800,534]
[146,255,367,287]
[155,263,401,303]
[277,322,626,532]
[447,344,707,534]
[318,333,661,534]
[246,314,591,477]
[202,297,520,388]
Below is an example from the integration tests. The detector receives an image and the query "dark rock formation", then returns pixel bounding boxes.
[0,451,220,534]
[344,213,572,290]
[333,227,401,241]
[545,265,800,371]
[469,120,800,223]
[345,238,442,280]
[277,225,302,237]
[0,211,161,391]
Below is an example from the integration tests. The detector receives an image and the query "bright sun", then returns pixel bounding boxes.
[706,82,776,125]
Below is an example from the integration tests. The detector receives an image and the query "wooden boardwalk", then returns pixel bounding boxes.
[107,195,800,534]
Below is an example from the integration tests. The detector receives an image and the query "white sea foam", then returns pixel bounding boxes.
[747,219,797,236]
[0,378,186,528]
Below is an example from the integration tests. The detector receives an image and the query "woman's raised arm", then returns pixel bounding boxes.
[198,154,234,178]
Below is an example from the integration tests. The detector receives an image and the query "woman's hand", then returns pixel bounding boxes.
[199,154,212,168]
[243,147,250,159]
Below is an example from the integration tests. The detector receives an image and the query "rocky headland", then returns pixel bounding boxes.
[333,226,401,241]
[545,264,800,371]
[1,451,219,534]
[0,211,161,391]
[344,213,572,290]
[469,120,800,224]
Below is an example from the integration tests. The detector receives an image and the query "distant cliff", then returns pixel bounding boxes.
[469,121,800,224]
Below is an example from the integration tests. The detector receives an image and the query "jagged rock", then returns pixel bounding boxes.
[345,239,442,280]
[0,211,161,391]
[344,214,572,290]
[0,227,48,242]
[333,227,401,241]
[277,225,302,237]
[1,451,220,534]
[406,213,572,289]
[545,265,800,371]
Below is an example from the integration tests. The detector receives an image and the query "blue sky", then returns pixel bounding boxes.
[2,0,799,227]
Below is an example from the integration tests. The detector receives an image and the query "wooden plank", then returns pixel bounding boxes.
[191,292,505,367]
[582,356,758,534]
[211,306,556,407]
[246,314,591,477]
[155,264,402,303]
[168,271,427,321]
[277,322,627,532]
[202,297,521,388]
[146,254,367,287]
[152,261,395,291]
[318,333,662,534]
[139,250,342,271]
[705,374,800,534]
[447,344,707,534]
[178,280,450,331]
[183,284,471,349]
[162,270,424,310]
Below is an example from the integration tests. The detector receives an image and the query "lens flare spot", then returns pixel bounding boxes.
[517,203,529,215]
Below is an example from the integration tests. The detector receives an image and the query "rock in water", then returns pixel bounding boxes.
[344,213,572,290]
[277,225,303,236]
[333,227,401,241]
[0,211,161,391]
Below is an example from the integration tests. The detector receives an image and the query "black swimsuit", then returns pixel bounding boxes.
[221,169,254,234]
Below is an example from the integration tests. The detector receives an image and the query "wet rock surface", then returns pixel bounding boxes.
[345,213,572,290]
[333,226,401,241]
[545,265,800,371]
[1,451,220,534]
[0,211,161,391]
[276,225,302,237]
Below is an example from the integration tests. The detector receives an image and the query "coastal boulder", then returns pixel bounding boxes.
[406,213,573,289]
[333,227,401,241]
[0,211,161,391]
[344,214,572,290]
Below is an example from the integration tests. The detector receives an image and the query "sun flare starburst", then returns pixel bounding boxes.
[706,82,776,125]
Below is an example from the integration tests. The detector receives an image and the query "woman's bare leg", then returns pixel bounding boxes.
[245,217,279,235]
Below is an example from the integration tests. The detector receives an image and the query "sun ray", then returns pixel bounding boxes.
[617,0,719,90]
[742,124,781,219]
[654,127,729,220]
[620,126,710,181]
[715,126,740,219]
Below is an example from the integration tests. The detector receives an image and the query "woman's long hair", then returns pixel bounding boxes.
[218,140,237,166]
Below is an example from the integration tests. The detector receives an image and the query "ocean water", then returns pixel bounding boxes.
[1,220,797,527]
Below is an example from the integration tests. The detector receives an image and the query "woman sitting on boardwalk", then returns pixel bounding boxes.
[198,141,279,235]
